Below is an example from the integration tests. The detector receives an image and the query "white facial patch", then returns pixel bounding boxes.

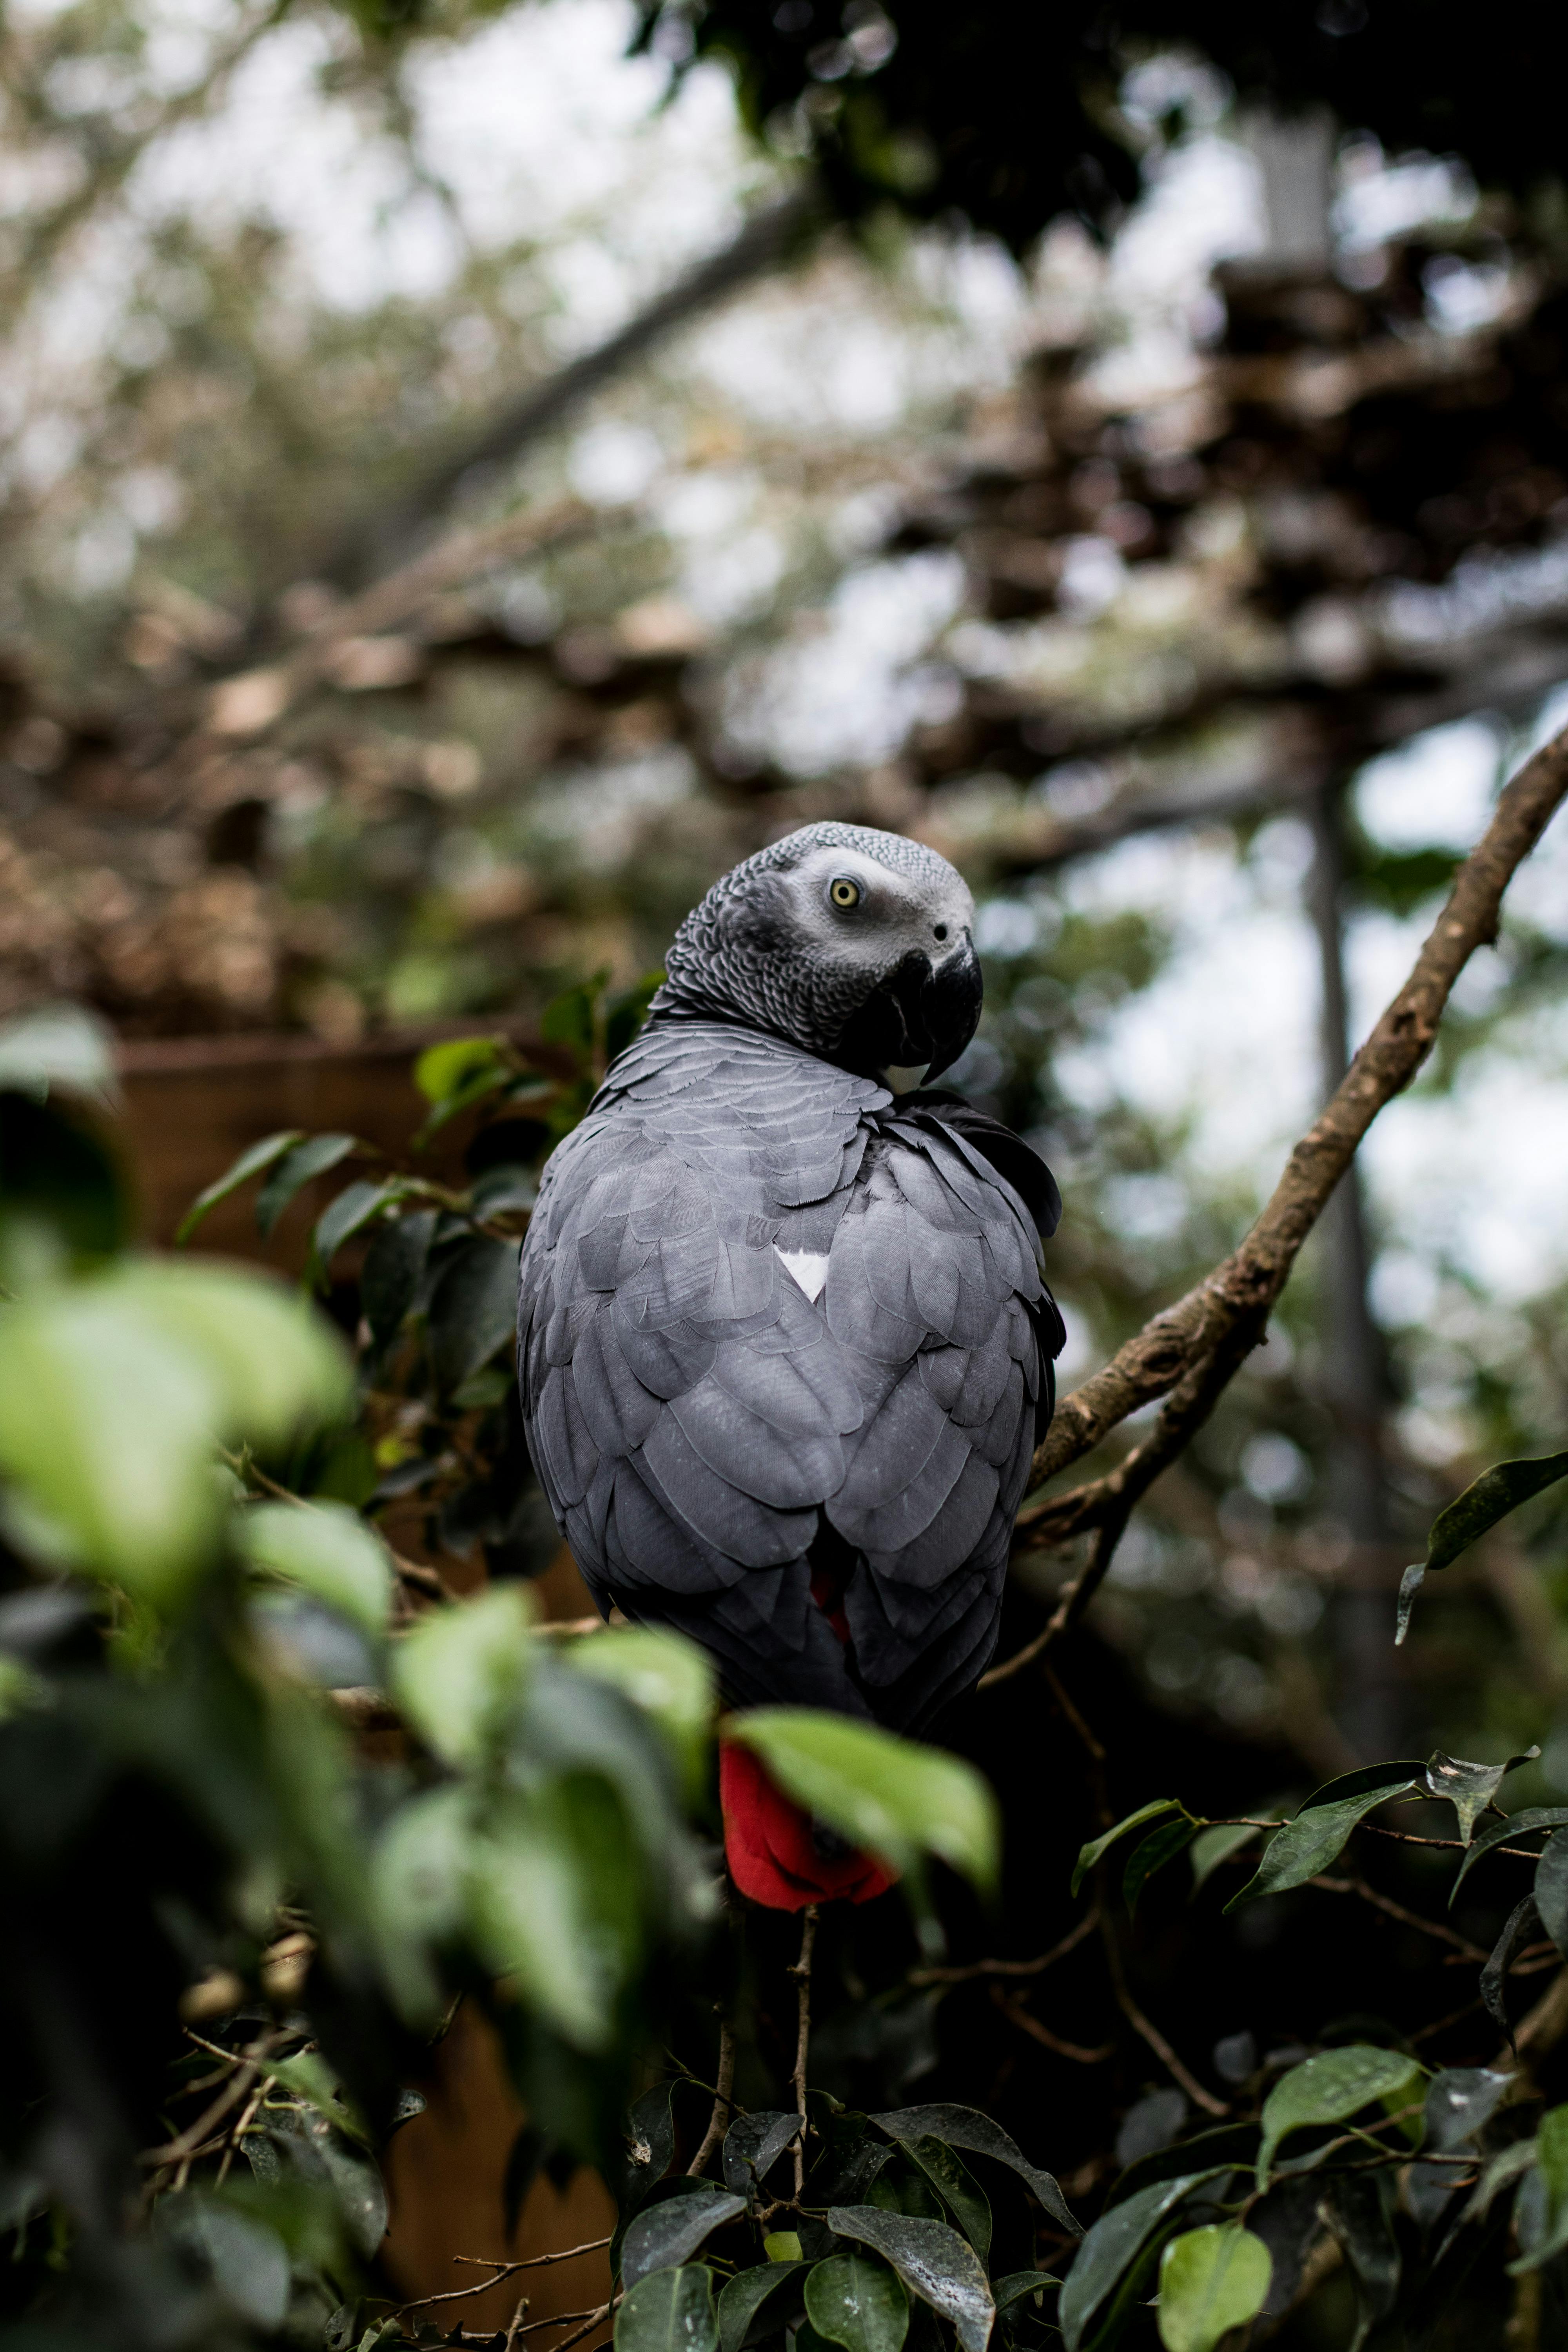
[880,1063,929,1095]
[774,1246,830,1302]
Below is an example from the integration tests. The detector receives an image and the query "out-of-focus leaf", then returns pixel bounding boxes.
[1155,2225,1270,2352]
[414,1036,510,1105]
[0,1002,120,1109]
[1425,2067,1511,2153]
[722,2112,804,2198]
[1322,2174,1398,2349]
[1071,1800,1183,1896]
[827,2206,993,2352]
[391,1584,533,1767]
[466,1778,636,2050]
[1481,1894,1541,2045]
[805,2252,909,2352]
[1465,2139,1538,2225]
[615,2266,718,2352]
[265,2050,372,2148]
[1188,1820,1269,1893]
[718,2262,809,2352]
[1,1094,131,1269]
[620,2188,747,2286]
[237,1501,393,1635]
[1227,1764,1426,1910]
[256,1133,359,1237]
[1511,2105,1568,2273]
[174,1130,303,1246]
[727,1712,996,1890]
[1450,1806,1568,1901]
[370,1786,470,2020]
[1058,2176,1210,2352]
[899,2140,989,2262]
[428,1235,521,1394]
[542,980,602,1064]
[871,2105,1079,2237]
[361,1207,438,1349]
[1425,1748,1539,1845]
[570,1626,712,1802]
[158,2196,291,2329]
[1114,2091,1188,2172]
[1536,1829,1568,1957]
[1123,1817,1197,1915]
[1255,2047,1425,2189]
[116,1260,352,1447]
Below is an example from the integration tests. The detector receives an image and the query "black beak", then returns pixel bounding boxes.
[833,933,982,1086]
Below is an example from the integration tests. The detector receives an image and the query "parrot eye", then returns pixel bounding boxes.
[828,877,862,911]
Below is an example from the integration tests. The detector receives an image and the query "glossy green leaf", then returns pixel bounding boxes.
[1059,2175,1210,2352]
[806,2253,909,2352]
[237,1501,393,1635]
[620,2189,747,2286]
[718,2263,808,2352]
[391,1584,533,1767]
[1256,2047,1425,2189]
[428,1235,522,1394]
[312,1180,403,1279]
[570,1626,713,1800]
[764,2234,803,2263]
[1123,1817,1197,1915]
[1425,1452,1568,1573]
[1449,1807,1568,1902]
[1071,1800,1183,1896]
[1227,1764,1426,1910]
[898,2139,989,2263]
[615,2266,718,2352]
[256,1133,359,1237]
[1156,2225,1271,2352]
[727,1712,996,1889]
[827,2205,993,2352]
[1425,1748,1539,1845]
[1188,1820,1270,1893]
[174,1130,304,1246]
[872,2105,1079,2237]
[721,2112,804,2198]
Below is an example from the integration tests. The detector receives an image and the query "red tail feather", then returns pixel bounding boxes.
[720,1743,896,1910]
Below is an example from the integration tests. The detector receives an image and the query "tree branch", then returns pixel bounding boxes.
[1024,720,1568,1495]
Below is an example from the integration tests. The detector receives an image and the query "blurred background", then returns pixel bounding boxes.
[8,0,1568,2241]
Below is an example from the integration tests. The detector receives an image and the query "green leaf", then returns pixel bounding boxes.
[414,1036,511,1106]
[174,1131,304,1246]
[391,1584,533,1767]
[542,980,604,1065]
[1227,1764,1427,1910]
[466,1777,640,2050]
[370,1786,470,2021]
[311,1181,403,1279]
[764,2234,803,2263]
[264,2050,373,2148]
[428,1235,521,1395]
[620,2189,747,2286]
[0,1002,120,1110]
[726,1712,996,1889]
[1481,1894,1539,2043]
[722,2112,804,2198]
[719,2263,808,2352]
[237,1501,394,1636]
[1156,2225,1271,2352]
[1071,1800,1184,1896]
[1058,2176,1211,2352]
[570,1626,713,1802]
[361,1207,438,1350]
[615,2267,718,2352]
[990,2275,1057,2319]
[1188,1820,1269,1894]
[805,2253,910,2352]
[119,1261,352,1446]
[899,2140,989,2263]
[826,2206,993,2352]
[1255,2047,1426,2190]
[1425,1452,1568,1573]
[871,2105,1079,2237]
[1424,2067,1510,2153]
[1512,2105,1568,2273]
[1425,1748,1539,1845]
[1123,1817,1197,1915]
[157,2196,290,2329]
[1537,1829,1568,1956]
[256,1134,359,1238]
[415,1059,516,1146]
[1450,1807,1568,1902]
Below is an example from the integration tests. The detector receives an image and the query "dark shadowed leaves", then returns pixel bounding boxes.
[805,2252,910,2352]
[616,2266,719,2352]
[1123,1817,1198,1915]
[311,1180,405,1279]
[156,2195,291,2330]
[1070,1800,1183,1897]
[871,2105,1079,2236]
[621,2189,747,2287]
[722,2112,804,2199]
[173,1128,304,1245]
[1451,1806,1568,1901]
[1481,1895,1541,2045]
[827,2207,993,2352]
[1058,2175,1210,2352]
[900,2139,990,2263]
[1322,2174,1399,2351]
[718,2263,810,2352]
[428,1234,521,1394]
[1256,2048,1425,2189]
[256,1133,359,1237]
[1535,1829,1568,1956]
[1425,2068,1511,2153]
[361,1206,439,1349]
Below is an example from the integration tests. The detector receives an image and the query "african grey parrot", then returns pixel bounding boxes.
[517,823,1063,1898]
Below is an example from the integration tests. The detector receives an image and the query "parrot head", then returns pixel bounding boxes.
[652,822,981,1089]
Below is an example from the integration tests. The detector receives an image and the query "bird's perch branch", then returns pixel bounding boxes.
[989,718,1568,1664]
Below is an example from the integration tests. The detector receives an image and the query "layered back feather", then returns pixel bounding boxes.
[517,1016,1063,1733]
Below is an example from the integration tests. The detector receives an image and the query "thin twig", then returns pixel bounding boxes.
[396,2263,526,2317]
[687,2017,737,2179]
[504,2298,530,2352]
[790,1906,819,2200]
[451,2241,613,2273]
[1308,1875,1489,1960]
[915,1909,1100,1988]
[994,1990,1114,2066]
[1100,1916,1227,2117]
